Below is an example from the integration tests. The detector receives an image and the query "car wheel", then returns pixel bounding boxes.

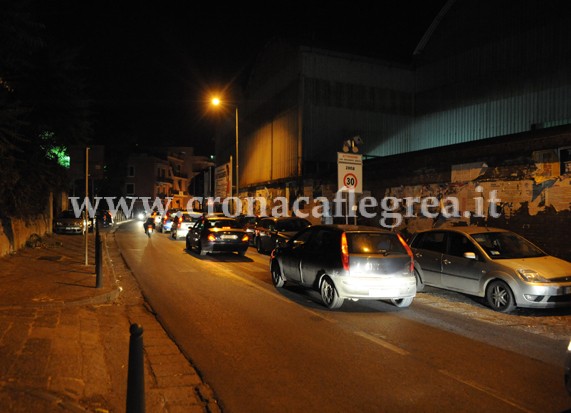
[320,276,344,309]
[185,238,190,250]
[486,280,516,313]
[390,297,414,308]
[271,261,285,288]
[414,269,424,292]
[256,238,265,254]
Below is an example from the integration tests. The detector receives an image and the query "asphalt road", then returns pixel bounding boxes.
[116,221,571,413]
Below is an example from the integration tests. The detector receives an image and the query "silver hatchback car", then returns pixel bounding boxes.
[270,225,416,310]
[409,226,571,313]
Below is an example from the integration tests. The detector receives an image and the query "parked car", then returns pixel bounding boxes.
[255,216,311,254]
[237,215,263,245]
[171,211,202,239]
[54,210,91,234]
[270,224,416,310]
[157,208,180,233]
[186,215,249,256]
[566,338,571,396]
[409,226,571,313]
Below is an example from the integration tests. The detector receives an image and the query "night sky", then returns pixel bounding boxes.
[38,1,448,155]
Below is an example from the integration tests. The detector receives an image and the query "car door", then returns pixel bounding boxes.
[299,228,339,287]
[440,231,488,294]
[280,228,315,283]
[410,231,446,286]
[258,219,275,251]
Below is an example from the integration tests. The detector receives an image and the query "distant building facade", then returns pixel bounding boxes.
[125,147,213,210]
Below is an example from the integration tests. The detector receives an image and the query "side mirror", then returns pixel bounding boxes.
[464,252,477,260]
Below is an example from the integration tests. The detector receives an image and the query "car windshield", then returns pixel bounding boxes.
[207,219,241,229]
[58,211,79,219]
[276,219,310,232]
[348,233,407,255]
[471,231,546,259]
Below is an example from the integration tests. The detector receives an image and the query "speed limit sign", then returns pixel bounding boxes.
[343,173,358,189]
[338,153,362,193]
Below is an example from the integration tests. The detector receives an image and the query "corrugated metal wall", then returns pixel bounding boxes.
[240,109,298,187]
[401,16,571,156]
[301,49,415,161]
[237,13,571,186]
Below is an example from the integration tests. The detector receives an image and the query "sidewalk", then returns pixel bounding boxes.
[0,224,220,413]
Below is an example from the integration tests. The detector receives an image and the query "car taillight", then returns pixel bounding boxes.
[397,233,414,273]
[341,232,349,271]
[242,234,249,242]
[207,234,216,242]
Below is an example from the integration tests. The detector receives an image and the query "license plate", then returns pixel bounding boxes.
[221,235,238,240]
[369,289,398,297]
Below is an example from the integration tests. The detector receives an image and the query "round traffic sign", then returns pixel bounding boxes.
[343,173,358,189]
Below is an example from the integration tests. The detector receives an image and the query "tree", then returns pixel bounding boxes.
[0,0,92,218]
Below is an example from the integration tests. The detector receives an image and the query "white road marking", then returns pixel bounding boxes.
[354,331,409,356]
[438,369,536,413]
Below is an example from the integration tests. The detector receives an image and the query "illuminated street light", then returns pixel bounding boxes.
[211,97,239,208]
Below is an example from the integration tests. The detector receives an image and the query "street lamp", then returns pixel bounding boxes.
[211,97,239,201]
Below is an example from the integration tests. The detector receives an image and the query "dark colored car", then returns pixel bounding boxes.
[237,215,262,245]
[270,225,416,309]
[186,215,249,256]
[409,226,571,313]
[255,216,311,254]
[54,210,91,234]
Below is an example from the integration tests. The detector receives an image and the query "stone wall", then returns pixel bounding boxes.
[363,126,571,262]
[0,215,52,257]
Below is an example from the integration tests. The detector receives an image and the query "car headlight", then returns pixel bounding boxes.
[517,269,550,283]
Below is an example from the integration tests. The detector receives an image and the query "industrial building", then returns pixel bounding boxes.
[213,0,571,260]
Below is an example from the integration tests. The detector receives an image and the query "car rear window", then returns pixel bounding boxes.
[347,233,407,255]
[276,219,310,232]
[208,219,241,229]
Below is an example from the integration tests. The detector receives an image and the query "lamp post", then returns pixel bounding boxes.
[211,97,239,211]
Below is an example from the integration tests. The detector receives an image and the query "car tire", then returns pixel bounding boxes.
[486,280,516,313]
[414,268,424,292]
[256,238,265,254]
[185,239,190,251]
[390,297,414,308]
[271,261,285,288]
[320,276,344,310]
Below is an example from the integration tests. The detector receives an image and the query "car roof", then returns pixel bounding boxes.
[307,224,395,234]
[415,226,510,235]
[260,216,309,222]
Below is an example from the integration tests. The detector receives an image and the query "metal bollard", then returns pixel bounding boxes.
[95,226,102,288]
[126,323,145,413]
